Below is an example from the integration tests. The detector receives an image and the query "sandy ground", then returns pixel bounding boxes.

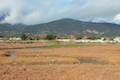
[0,43,120,80]
[1,64,120,80]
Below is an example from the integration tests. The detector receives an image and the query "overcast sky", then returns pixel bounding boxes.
[0,0,120,25]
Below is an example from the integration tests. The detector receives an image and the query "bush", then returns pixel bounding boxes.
[87,36,101,40]
[75,35,83,40]
[45,34,56,40]
[21,34,28,40]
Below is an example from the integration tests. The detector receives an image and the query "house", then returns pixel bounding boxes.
[74,37,105,43]
[56,39,71,42]
[56,37,106,43]
[9,37,22,41]
[0,38,4,42]
[114,37,120,43]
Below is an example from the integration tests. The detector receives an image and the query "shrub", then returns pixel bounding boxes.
[21,34,28,40]
[87,36,101,40]
[45,34,56,40]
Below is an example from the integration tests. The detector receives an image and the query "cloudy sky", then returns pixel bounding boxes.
[0,0,120,25]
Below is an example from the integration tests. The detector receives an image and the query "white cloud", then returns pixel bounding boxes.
[0,0,120,24]
[113,14,120,24]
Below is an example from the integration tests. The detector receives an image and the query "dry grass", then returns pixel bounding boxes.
[0,42,120,80]
[0,42,47,49]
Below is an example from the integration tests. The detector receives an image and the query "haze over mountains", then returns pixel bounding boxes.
[0,18,120,37]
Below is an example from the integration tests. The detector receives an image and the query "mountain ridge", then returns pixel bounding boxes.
[0,18,120,37]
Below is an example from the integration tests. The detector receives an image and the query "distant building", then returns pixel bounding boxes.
[9,37,22,41]
[56,37,106,43]
[74,37,105,43]
[114,37,120,43]
[56,39,71,42]
[0,38,3,40]
[33,34,47,39]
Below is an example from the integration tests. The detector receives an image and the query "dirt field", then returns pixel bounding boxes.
[0,42,120,80]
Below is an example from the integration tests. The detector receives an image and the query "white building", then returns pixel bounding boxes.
[56,38,106,43]
[74,38,105,43]
[0,38,4,42]
[9,37,22,41]
[56,39,71,42]
[114,37,120,43]
[56,37,120,43]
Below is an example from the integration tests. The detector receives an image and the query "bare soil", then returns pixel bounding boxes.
[0,42,120,80]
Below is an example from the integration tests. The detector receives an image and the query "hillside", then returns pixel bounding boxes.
[0,18,120,37]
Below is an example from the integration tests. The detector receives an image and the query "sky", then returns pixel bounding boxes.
[0,0,120,25]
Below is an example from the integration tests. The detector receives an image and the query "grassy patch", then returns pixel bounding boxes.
[35,40,82,48]
[37,44,81,49]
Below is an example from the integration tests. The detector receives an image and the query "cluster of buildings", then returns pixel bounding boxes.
[56,37,120,43]
[0,36,120,43]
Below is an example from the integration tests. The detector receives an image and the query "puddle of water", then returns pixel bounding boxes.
[78,58,106,65]
[4,51,17,60]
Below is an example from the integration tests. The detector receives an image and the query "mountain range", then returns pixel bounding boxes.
[0,18,120,37]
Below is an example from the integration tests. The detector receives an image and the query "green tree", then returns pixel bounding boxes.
[21,34,28,40]
[45,34,56,40]
[87,36,101,40]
